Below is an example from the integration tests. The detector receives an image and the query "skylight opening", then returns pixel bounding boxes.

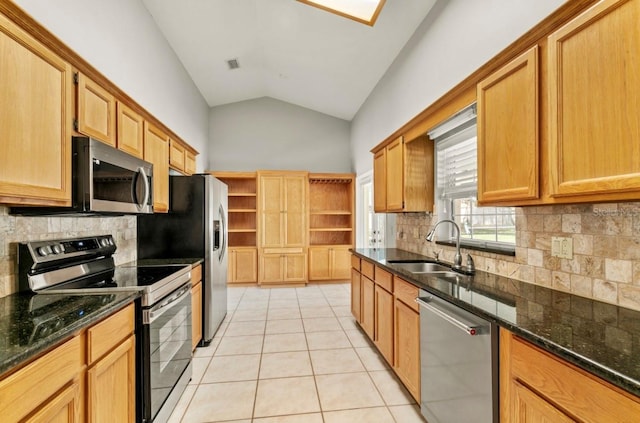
[298,0,386,26]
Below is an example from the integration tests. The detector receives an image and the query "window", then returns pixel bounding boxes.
[297,0,386,26]
[430,104,515,252]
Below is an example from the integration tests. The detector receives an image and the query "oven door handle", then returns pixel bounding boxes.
[416,296,487,336]
[145,283,191,324]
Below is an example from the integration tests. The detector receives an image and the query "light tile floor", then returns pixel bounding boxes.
[168,283,426,423]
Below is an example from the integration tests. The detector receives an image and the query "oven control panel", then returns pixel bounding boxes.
[20,235,116,263]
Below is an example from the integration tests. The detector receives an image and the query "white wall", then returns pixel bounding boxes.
[350,0,565,175]
[209,97,352,172]
[14,0,210,171]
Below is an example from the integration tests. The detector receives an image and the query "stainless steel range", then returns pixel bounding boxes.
[18,235,193,423]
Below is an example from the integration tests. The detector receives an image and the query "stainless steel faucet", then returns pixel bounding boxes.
[425,219,463,271]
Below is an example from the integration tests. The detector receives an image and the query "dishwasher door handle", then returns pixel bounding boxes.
[416,296,488,336]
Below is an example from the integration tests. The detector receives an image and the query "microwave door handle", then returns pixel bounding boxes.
[137,167,150,210]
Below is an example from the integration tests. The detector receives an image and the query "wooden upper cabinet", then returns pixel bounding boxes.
[143,121,169,212]
[548,0,640,198]
[0,13,72,206]
[185,151,197,175]
[373,149,387,212]
[385,136,404,211]
[169,139,186,172]
[477,46,539,204]
[116,102,144,158]
[372,135,434,213]
[76,73,116,146]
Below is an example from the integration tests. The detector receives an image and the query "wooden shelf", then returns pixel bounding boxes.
[308,173,355,247]
[310,228,353,232]
[228,192,256,197]
[229,209,257,213]
[229,229,257,233]
[211,172,258,248]
[310,210,351,215]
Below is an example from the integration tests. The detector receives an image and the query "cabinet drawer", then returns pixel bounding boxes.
[351,254,361,271]
[394,277,419,312]
[87,304,135,364]
[0,336,82,422]
[191,264,202,283]
[361,260,375,280]
[375,266,393,292]
[510,334,640,422]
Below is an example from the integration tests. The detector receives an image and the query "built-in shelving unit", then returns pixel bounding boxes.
[213,172,257,247]
[308,174,354,246]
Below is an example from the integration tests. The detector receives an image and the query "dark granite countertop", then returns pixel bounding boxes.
[353,248,640,398]
[0,291,139,378]
[129,258,204,267]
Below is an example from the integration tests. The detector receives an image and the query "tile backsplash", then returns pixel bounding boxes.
[0,206,136,298]
[396,202,640,312]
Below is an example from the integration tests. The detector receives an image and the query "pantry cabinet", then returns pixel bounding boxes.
[76,73,116,146]
[500,328,640,423]
[548,0,640,199]
[372,135,434,213]
[477,46,539,204]
[144,121,170,213]
[116,102,144,159]
[0,12,72,206]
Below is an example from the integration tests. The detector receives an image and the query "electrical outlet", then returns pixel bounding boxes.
[551,236,573,259]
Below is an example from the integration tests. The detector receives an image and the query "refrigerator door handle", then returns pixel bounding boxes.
[219,204,227,262]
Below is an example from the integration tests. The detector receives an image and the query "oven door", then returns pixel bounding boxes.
[142,283,192,422]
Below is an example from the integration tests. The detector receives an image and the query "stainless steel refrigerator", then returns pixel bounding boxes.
[137,174,228,345]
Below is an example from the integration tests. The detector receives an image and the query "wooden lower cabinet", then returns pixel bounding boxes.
[308,246,351,281]
[501,328,640,423]
[0,303,135,422]
[350,267,361,322]
[259,252,306,285]
[87,335,136,423]
[360,276,375,339]
[191,279,203,350]
[229,247,257,283]
[25,381,81,423]
[393,297,420,402]
[374,284,394,364]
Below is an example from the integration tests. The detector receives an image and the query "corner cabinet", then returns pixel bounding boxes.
[143,121,170,213]
[0,11,72,206]
[372,135,434,213]
[548,0,640,199]
[477,46,539,204]
[500,328,640,422]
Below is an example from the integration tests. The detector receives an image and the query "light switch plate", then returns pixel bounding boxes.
[551,236,573,259]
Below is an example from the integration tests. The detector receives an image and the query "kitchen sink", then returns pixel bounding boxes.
[388,261,451,273]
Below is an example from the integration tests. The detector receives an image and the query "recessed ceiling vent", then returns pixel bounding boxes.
[226,58,240,70]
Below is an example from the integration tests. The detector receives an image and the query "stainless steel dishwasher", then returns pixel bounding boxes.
[417,290,499,423]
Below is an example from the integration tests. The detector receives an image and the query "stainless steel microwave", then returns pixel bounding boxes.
[12,137,153,215]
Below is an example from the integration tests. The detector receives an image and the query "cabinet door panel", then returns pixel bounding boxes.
[116,102,144,158]
[331,247,351,279]
[284,176,307,247]
[478,46,539,203]
[260,254,283,283]
[25,382,81,423]
[511,380,575,423]
[393,299,420,402]
[549,0,640,197]
[0,14,72,205]
[284,254,306,282]
[374,285,394,364]
[234,248,257,282]
[385,137,404,211]
[191,281,202,350]
[143,121,169,212]
[260,176,284,247]
[169,139,185,171]
[309,247,331,280]
[360,276,375,339]
[351,268,361,322]
[87,335,136,423]
[77,73,116,146]
[373,149,387,212]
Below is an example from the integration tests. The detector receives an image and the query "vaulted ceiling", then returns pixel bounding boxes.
[141,0,437,120]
